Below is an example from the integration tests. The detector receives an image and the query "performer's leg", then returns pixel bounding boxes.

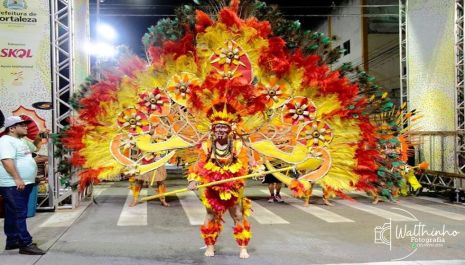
[322,188,334,206]
[303,183,313,207]
[200,209,222,257]
[391,186,400,203]
[129,180,142,207]
[369,190,379,204]
[128,176,135,189]
[229,203,251,259]
[267,183,275,203]
[274,182,283,203]
[156,181,169,207]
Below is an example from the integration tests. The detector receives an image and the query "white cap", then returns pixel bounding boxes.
[3,116,32,128]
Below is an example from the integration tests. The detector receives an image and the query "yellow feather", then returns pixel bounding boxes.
[313,95,341,118]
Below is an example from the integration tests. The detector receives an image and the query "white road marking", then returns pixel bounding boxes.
[312,190,415,221]
[271,191,354,223]
[117,189,147,226]
[250,201,289,224]
[325,260,465,265]
[39,201,90,228]
[336,200,416,221]
[177,191,206,225]
[399,200,465,221]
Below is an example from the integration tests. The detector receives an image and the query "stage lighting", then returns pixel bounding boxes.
[84,41,116,58]
[96,23,117,42]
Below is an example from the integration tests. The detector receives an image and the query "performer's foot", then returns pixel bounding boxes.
[239,247,249,259]
[160,200,170,207]
[274,194,284,203]
[303,200,310,207]
[129,200,138,207]
[267,197,274,203]
[372,198,379,205]
[204,245,215,257]
[322,198,334,206]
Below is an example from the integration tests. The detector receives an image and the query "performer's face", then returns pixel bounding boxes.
[213,124,231,141]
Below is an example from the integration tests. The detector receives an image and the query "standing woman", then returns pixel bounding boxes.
[263,172,283,203]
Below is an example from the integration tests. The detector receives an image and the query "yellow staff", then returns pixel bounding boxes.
[140,166,295,202]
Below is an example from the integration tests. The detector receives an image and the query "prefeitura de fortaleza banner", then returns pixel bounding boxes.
[0,0,52,146]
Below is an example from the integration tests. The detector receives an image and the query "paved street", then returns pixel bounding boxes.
[1,179,465,265]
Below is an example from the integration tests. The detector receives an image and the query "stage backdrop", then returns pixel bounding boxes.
[407,0,455,172]
[73,0,90,87]
[0,0,51,144]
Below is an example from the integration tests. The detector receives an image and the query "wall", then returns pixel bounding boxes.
[330,0,363,69]
[367,34,399,91]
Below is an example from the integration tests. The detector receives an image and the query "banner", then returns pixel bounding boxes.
[407,0,455,172]
[0,0,51,145]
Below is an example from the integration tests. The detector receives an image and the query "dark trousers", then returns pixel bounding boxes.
[0,184,33,247]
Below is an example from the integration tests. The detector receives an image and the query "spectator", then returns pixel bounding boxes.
[263,172,284,203]
[0,116,46,255]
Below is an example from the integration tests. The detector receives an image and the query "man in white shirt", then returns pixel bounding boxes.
[0,116,46,255]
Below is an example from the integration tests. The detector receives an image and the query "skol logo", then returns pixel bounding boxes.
[0,48,33,58]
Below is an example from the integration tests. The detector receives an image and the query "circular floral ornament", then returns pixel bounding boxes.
[123,164,139,177]
[298,120,333,147]
[120,133,137,150]
[210,40,252,82]
[282,96,317,125]
[117,108,150,134]
[166,72,200,106]
[215,64,242,80]
[138,88,171,116]
[259,76,291,109]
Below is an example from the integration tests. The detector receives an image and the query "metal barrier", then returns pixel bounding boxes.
[410,131,465,201]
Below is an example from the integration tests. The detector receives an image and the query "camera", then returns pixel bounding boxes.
[39,132,48,139]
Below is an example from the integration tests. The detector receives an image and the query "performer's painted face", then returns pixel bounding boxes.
[213,123,231,140]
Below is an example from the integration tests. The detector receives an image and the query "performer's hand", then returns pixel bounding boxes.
[15,178,25,191]
[251,164,266,181]
[187,181,198,190]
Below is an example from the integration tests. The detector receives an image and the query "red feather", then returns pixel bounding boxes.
[258,37,291,77]
[79,168,103,192]
[162,33,195,59]
[70,152,86,166]
[117,56,146,78]
[61,125,86,150]
[229,0,240,12]
[148,46,164,67]
[218,8,242,29]
[195,10,213,33]
[245,18,271,38]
